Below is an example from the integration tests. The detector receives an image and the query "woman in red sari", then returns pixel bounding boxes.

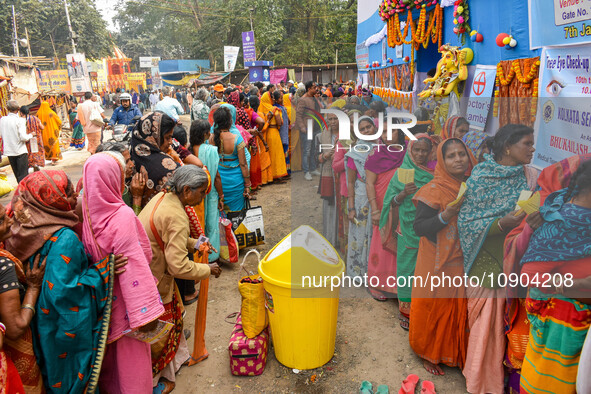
[0,202,45,393]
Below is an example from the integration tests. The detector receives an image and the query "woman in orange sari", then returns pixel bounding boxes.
[36,102,62,164]
[441,116,469,140]
[410,138,476,375]
[257,91,287,183]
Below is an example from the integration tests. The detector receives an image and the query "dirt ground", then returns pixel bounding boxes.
[175,172,467,393]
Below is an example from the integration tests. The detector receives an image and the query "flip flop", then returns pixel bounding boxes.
[360,380,374,394]
[183,292,199,306]
[399,314,410,331]
[376,384,390,394]
[153,380,175,394]
[420,380,436,394]
[399,374,419,394]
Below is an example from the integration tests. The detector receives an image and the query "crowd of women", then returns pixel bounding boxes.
[0,78,304,393]
[317,94,591,393]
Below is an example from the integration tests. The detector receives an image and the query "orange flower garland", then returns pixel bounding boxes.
[387,7,442,50]
[493,59,541,118]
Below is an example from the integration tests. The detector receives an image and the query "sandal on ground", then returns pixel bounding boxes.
[420,380,436,394]
[153,380,175,394]
[398,374,419,394]
[376,384,389,394]
[183,291,199,306]
[399,314,410,331]
[368,288,387,302]
[360,380,373,394]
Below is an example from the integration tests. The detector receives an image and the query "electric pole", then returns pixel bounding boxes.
[63,0,77,53]
[24,27,32,58]
[11,5,19,57]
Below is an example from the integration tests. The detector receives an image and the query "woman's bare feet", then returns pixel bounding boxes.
[423,359,445,375]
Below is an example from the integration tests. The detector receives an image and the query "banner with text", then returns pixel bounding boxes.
[139,57,161,68]
[356,43,369,71]
[465,65,496,131]
[224,46,240,72]
[529,0,591,48]
[533,45,591,168]
[66,53,92,93]
[37,70,72,93]
[242,31,256,62]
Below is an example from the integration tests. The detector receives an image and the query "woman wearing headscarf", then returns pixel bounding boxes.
[410,138,476,376]
[503,154,591,393]
[20,106,45,171]
[380,134,435,330]
[290,86,306,172]
[36,101,62,164]
[138,165,221,393]
[190,119,223,263]
[130,112,180,206]
[227,91,250,131]
[275,92,291,175]
[212,107,250,212]
[5,171,113,393]
[345,117,379,278]
[518,160,591,394]
[243,95,266,192]
[332,111,359,258]
[191,88,210,122]
[0,202,45,393]
[441,116,469,140]
[81,152,165,393]
[317,114,339,246]
[365,121,406,301]
[258,91,288,183]
[68,101,85,150]
[458,124,538,394]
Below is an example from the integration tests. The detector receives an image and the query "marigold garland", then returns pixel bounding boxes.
[387,7,442,50]
[493,59,541,119]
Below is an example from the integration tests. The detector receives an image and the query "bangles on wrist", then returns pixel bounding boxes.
[21,304,35,316]
[0,322,6,335]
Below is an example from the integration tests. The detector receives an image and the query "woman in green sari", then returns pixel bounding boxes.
[380,135,435,330]
[69,102,85,149]
[190,119,224,263]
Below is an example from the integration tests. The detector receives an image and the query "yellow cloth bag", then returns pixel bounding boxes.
[238,250,268,338]
[0,174,14,197]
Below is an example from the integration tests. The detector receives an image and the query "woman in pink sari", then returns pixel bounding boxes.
[365,123,406,300]
[81,152,165,393]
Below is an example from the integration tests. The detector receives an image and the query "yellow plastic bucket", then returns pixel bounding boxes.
[258,225,344,370]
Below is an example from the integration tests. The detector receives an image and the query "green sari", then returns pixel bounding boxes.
[197,143,220,261]
[380,145,434,304]
[30,228,113,393]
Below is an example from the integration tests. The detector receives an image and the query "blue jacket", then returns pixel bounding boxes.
[109,104,142,126]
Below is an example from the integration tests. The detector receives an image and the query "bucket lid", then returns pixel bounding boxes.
[258,225,344,288]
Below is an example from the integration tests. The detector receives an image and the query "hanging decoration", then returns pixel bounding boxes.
[380,0,439,19]
[493,58,541,126]
[452,0,471,44]
[470,30,483,43]
[387,7,443,50]
[373,87,414,111]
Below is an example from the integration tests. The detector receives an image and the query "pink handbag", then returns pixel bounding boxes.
[228,313,269,376]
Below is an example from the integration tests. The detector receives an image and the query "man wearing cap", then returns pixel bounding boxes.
[287,80,296,95]
[0,100,33,183]
[207,83,225,106]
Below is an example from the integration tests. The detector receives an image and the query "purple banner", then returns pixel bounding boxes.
[242,31,256,62]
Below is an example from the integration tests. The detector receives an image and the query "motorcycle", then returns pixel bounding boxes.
[108,115,141,143]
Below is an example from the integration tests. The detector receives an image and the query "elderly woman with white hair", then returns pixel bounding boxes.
[138,165,221,393]
[190,87,210,122]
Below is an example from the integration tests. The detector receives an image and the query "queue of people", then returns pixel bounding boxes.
[316,90,591,393]
[0,77,303,392]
